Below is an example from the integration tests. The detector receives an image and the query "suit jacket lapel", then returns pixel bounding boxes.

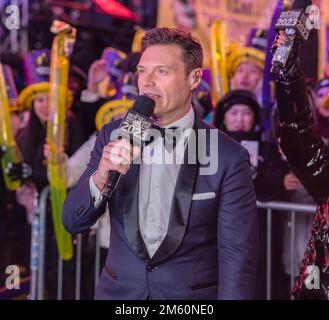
[151,111,208,264]
[122,162,150,261]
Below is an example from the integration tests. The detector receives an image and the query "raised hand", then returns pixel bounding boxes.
[87,59,108,93]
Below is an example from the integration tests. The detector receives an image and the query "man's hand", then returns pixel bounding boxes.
[87,59,108,93]
[93,139,140,191]
[284,173,302,191]
[5,162,33,181]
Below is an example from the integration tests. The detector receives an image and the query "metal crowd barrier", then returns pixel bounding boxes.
[29,186,102,300]
[29,186,48,300]
[28,186,317,300]
[257,201,316,300]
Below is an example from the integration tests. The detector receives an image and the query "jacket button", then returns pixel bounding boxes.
[76,205,85,216]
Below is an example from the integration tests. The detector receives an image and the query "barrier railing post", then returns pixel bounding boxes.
[29,186,49,300]
[266,208,272,300]
[57,256,63,300]
[37,186,49,300]
[75,234,82,300]
[29,206,39,300]
[290,211,296,300]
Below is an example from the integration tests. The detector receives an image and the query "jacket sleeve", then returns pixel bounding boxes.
[217,145,258,299]
[276,73,329,203]
[62,123,115,234]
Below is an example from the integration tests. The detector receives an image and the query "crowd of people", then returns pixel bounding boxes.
[0,18,328,300]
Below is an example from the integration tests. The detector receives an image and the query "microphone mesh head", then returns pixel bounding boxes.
[132,95,155,117]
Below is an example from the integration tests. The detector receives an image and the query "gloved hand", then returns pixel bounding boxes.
[5,162,33,181]
[272,30,311,125]
[271,30,304,84]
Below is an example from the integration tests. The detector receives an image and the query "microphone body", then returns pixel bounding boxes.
[101,95,155,199]
[271,0,311,74]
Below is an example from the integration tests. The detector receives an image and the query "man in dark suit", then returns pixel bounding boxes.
[62,27,258,300]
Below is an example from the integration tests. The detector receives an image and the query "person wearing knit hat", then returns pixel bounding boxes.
[18,49,73,112]
[227,43,265,94]
[96,47,127,98]
[203,40,265,128]
[215,88,292,300]
[7,49,81,192]
[214,89,261,139]
[214,88,286,194]
[79,51,141,140]
[7,47,50,187]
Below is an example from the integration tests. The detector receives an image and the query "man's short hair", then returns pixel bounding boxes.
[141,27,203,76]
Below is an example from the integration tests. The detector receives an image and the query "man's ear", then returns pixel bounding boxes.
[190,68,202,90]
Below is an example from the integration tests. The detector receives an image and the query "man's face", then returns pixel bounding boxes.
[137,44,201,125]
[231,61,262,92]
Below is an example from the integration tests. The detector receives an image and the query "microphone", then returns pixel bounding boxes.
[101,95,155,199]
[270,0,312,74]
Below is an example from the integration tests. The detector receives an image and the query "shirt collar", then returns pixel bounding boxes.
[154,106,195,130]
